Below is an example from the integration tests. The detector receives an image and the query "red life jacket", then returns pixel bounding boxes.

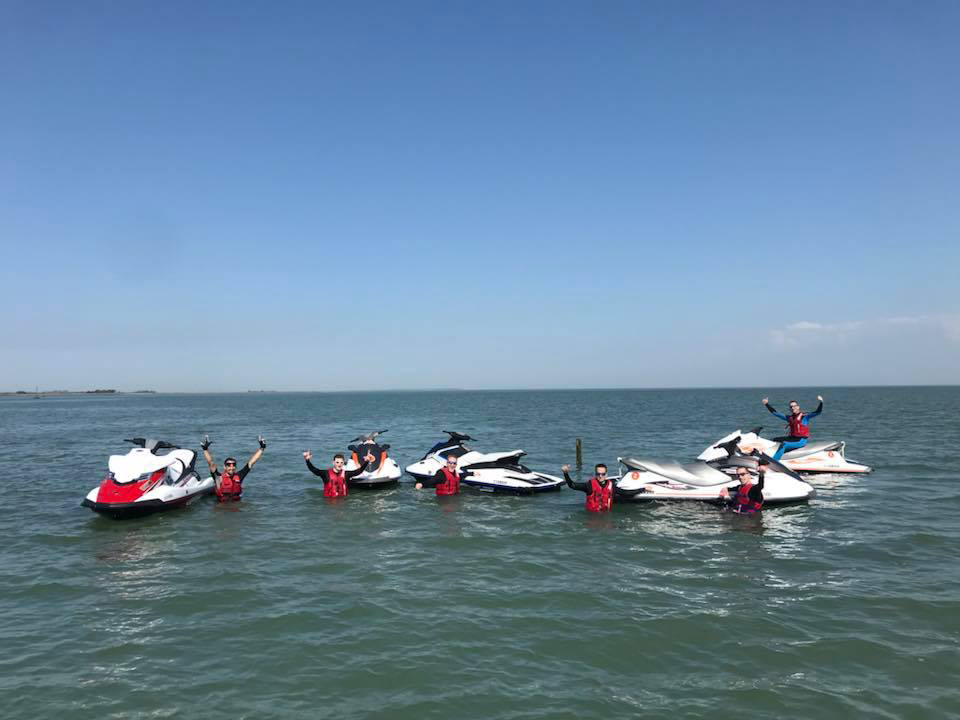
[585,477,613,512]
[787,412,810,438]
[436,466,460,496]
[325,468,349,498]
[733,483,763,514]
[217,470,242,501]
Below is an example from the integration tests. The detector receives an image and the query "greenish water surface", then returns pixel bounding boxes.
[1,387,958,719]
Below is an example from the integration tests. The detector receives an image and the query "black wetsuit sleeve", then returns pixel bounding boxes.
[344,460,370,480]
[237,464,251,482]
[305,459,327,480]
[419,469,446,488]
[563,471,591,493]
[749,473,765,503]
[766,403,779,415]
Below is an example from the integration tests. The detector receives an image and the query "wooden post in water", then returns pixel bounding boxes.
[575,438,582,469]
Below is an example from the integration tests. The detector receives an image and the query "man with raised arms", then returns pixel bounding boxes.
[303,450,375,498]
[201,434,266,502]
[762,395,824,460]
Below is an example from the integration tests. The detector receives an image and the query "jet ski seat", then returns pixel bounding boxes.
[781,440,843,459]
[621,458,733,487]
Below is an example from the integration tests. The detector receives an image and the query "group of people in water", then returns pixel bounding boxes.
[199,395,824,515]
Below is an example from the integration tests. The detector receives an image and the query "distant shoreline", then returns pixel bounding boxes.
[1,384,956,398]
[0,390,156,397]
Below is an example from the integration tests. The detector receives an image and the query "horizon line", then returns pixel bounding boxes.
[3,382,958,396]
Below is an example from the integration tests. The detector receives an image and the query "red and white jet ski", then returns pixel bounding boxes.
[698,427,872,474]
[82,438,214,519]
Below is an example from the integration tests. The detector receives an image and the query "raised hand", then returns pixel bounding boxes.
[303,450,312,461]
[761,397,769,405]
[561,464,571,473]
[258,435,267,450]
[200,435,212,451]
[817,395,823,403]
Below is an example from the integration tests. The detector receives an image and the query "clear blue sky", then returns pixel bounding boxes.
[3,1,958,391]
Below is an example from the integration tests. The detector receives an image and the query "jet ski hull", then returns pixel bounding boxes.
[345,459,403,489]
[461,472,564,495]
[81,481,214,519]
[82,495,195,519]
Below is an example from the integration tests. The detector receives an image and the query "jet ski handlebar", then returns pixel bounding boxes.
[123,438,178,453]
[349,429,389,443]
[443,431,473,442]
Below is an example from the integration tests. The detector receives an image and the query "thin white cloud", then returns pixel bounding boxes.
[770,314,960,349]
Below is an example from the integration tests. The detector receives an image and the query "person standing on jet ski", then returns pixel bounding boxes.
[303,450,375,498]
[414,454,461,495]
[201,434,266,502]
[561,463,614,512]
[762,395,824,461]
[720,458,767,513]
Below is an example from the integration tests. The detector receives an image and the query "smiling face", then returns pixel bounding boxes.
[224,460,237,476]
[789,400,801,415]
[445,455,458,471]
[736,468,751,485]
[332,456,345,472]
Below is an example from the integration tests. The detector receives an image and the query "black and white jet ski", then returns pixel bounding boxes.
[616,438,814,505]
[82,438,214,519]
[405,431,564,494]
[698,427,872,474]
[343,430,403,488]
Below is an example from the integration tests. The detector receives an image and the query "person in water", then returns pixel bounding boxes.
[201,434,266,502]
[303,450,375,498]
[762,394,824,461]
[720,458,767,514]
[562,463,614,512]
[414,454,461,495]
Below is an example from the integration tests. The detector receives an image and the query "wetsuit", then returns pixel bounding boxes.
[562,471,618,509]
[305,459,369,491]
[766,400,823,460]
[725,473,765,514]
[417,468,459,493]
[212,464,251,501]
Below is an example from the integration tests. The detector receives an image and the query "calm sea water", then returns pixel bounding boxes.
[1,387,958,719]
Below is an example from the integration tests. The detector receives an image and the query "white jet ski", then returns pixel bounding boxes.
[82,438,214,519]
[698,427,872,474]
[343,430,403,488]
[616,439,814,505]
[405,431,564,494]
